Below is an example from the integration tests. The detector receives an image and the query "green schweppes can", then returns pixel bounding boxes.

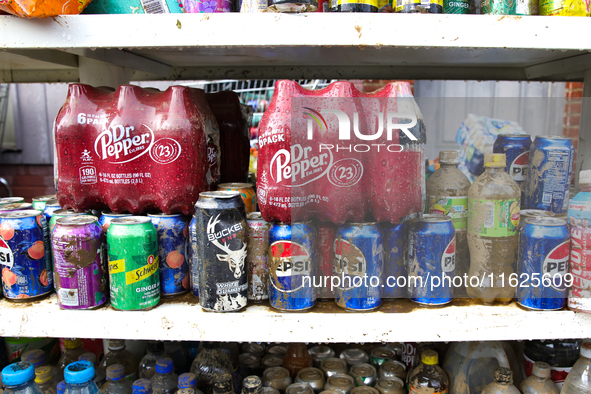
[107,216,160,311]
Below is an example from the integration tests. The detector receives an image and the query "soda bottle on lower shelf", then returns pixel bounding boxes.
[79,353,106,388]
[100,341,139,381]
[2,362,43,394]
[190,343,234,394]
[467,153,520,304]
[560,342,591,394]
[481,368,520,394]
[282,345,313,380]
[139,343,167,380]
[520,362,560,394]
[101,365,133,394]
[132,379,151,394]
[64,361,100,394]
[58,340,87,376]
[426,150,471,296]
[35,367,57,394]
[150,359,177,394]
[407,350,448,394]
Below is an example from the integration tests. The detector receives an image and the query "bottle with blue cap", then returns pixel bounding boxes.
[22,350,61,383]
[132,379,151,394]
[78,354,106,388]
[150,359,177,394]
[57,381,65,394]
[100,341,138,381]
[177,374,197,392]
[59,341,87,378]
[63,361,100,394]
[138,343,166,380]
[2,362,43,394]
[100,365,132,394]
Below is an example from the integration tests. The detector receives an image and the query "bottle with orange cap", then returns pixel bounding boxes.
[467,153,521,305]
[407,350,448,394]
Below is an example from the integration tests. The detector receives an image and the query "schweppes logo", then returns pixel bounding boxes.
[125,255,159,285]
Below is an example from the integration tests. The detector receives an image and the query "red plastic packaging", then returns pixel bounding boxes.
[54,84,220,215]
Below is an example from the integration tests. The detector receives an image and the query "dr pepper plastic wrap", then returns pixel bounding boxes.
[54,84,220,215]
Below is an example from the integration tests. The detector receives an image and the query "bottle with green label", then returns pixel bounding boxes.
[467,153,520,305]
[426,151,471,297]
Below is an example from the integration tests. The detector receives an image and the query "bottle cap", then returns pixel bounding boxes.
[532,362,551,379]
[106,364,125,381]
[243,375,263,392]
[2,362,35,387]
[155,358,174,374]
[439,151,460,165]
[494,367,513,384]
[65,339,83,350]
[484,153,506,168]
[213,373,234,393]
[22,350,47,367]
[178,373,197,389]
[34,366,54,384]
[57,381,66,394]
[580,170,591,185]
[78,353,97,365]
[421,350,438,366]
[132,378,152,394]
[581,342,591,359]
[64,361,95,385]
[108,340,126,351]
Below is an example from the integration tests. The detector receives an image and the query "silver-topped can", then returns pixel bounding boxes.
[320,359,348,377]
[263,366,293,392]
[262,355,285,369]
[0,203,33,214]
[52,215,107,309]
[339,349,369,368]
[41,199,61,223]
[247,212,269,302]
[239,353,262,377]
[350,388,379,394]
[98,211,132,234]
[375,379,405,394]
[309,346,335,368]
[48,209,89,234]
[285,383,314,394]
[0,197,24,206]
[377,361,406,381]
[31,195,56,211]
[348,364,377,387]
[323,374,354,394]
[519,209,555,229]
[263,388,281,394]
[369,348,397,368]
[242,343,267,358]
[267,344,289,356]
[295,368,325,393]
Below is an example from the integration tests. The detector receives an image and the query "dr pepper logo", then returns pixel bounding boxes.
[94,123,155,164]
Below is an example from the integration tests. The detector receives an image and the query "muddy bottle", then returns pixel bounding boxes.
[467,153,520,304]
[2,363,43,394]
[283,345,313,380]
[101,365,133,394]
[241,376,263,394]
[211,374,234,394]
[100,341,139,381]
[561,342,591,394]
[426,150,471,296]
[139,343,167,380]
[58,340,87,376]
[132,379,151,394]
[35,367,57,394]
[79,353,106,388]
[150,359,177,394]
[521,362,559,394]
[481,368,520,394]
[22,350,61,383]
[190,343,234,394]
[407,350,448,394]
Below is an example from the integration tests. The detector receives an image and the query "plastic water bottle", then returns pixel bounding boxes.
[22,350,61,383]
[101,365,132,394]
[151,359,177,394]
[139,343,166,380]
[63,361,101,394]
[57,382,65,394]
[2,362,43,394]
[132,380,151,394]
[79,354,106,388]
[561,342,591,394]
[35,366,57,394]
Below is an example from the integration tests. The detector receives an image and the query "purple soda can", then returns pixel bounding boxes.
[0,210,53,301]
[52,215,108,309]
[148,212,190,297]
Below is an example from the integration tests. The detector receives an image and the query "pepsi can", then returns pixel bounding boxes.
[407,216,455,305]
[268,222,316,311]
[41,199,61,224]
[517,217,570,310]
[148,212,190,297]
[525,136,575,214]
[493,134,531,205]
[381,222,407,299]
[334,222,383,311]
[188,216,199,297]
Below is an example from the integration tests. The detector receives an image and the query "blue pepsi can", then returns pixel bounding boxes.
[148,213,190,296]
[381,222,408,299]
[268,222,316,311]
[0,210,53,301]
[494,134,531,204]
[334,222,383,311]
[517,217,570,311]
[188,217,198,297]
[525,136,575,214]
[42,199,61,224]
[408,216,455,305]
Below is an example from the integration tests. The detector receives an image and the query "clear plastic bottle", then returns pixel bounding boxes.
[467,153,521,304]
[150,359,177,394]
[426,150,472,296]
[57,382,65,394]
[407,350,448,394]
[100,341,138,381]
[190,343,234,394]
[139,343,166,380]
[177,374,197,392]
[59,340,88,377]
[79,354,106,388]
[63,361,101,394]
[22,350,60,383]
[521,362,560,394]
[241,377,262,394]
[132,380,151,394]
[100,365,132,394]
[2,362,43,394]
[560,342,591,394]
[481,368,520,394]
[35,367,57,394]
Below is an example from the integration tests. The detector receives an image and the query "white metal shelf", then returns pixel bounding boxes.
[1,294,590,342]
[2,14,591,82]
